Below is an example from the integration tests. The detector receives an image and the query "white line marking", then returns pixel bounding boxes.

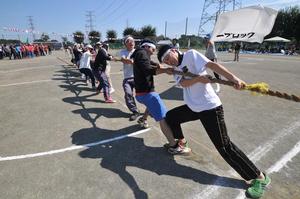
[267,139,300,173]
[219,61,235,64]
[0,128,151,162]
[193,120,300,199]
[0,65,58,73]
[248,121,300,162]
[234,139,300,199]
[0,79,53,87]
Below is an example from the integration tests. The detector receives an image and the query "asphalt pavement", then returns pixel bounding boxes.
[0,50,299,199]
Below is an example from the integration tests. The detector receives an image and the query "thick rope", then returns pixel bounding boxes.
[173,70,300,103]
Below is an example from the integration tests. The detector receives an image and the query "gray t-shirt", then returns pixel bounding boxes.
[120,49,135,79]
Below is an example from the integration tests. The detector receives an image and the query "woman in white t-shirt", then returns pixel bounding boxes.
[79,45,96,88]
[157,45,271,199]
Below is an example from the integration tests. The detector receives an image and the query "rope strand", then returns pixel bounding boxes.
[173,69,300,103]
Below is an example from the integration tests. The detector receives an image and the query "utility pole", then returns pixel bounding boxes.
[164,21,167,39]
[27,16,36,41]
[185,17,188,36]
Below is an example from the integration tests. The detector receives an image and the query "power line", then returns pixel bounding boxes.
[94,0,119,16]
[98,0,141,27]
[93,0,108,11]
[197,0,242,36]
[96,0,129,24]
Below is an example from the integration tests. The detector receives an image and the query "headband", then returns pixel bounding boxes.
[141,42,156,50]
[124,36,134,44]
[161,49,171,62]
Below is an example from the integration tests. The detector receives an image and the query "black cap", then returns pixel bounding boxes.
[157,45,172,63]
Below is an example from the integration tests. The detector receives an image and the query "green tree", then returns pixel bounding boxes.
[268,6,300,45]
[179,35,204,49]
[140,25,156,39]
[41,33,50,42]
[73,31,84,44]
[106,30,117,41]
[61,36,68,43]
[61,37,72,48]
[123,27,138,37]
[89,30,101,45]
[156,34,167,41]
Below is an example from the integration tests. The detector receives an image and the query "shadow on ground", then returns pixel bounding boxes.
[55,65,246,199]
[71,127,247,199]
[159,86,183,101]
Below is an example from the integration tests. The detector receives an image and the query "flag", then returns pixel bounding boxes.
[211,5,278,43]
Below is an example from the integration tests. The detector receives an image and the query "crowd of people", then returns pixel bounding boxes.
[61,36,271,199]
[0,43,52,60]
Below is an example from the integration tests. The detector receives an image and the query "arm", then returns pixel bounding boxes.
[149,61,175,75]
[156,67,174,75]
[134,51,156,76]
[179,76,211,88]
[206,61,245,89]
[150,60,159,67]
[120,57,134,64]
[101,49,112,61]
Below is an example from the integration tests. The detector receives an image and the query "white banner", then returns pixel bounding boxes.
[211,5,278,43]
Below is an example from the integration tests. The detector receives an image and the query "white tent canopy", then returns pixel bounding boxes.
[264,36,291,42]
[157,40,172,45]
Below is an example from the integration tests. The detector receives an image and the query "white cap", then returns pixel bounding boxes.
[86,44,93,49]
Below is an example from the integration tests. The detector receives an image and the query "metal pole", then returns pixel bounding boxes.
[185,17,188,36]
[164,21,167,38]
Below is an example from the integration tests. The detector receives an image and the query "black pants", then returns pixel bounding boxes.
[79,68,95,87]
[166,105,260,181]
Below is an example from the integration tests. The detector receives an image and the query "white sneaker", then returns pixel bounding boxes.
[137,117,149,128]
[168,142,191,155]
[109,87,115,94]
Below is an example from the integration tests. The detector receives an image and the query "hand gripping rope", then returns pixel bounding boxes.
[173,67,300,103]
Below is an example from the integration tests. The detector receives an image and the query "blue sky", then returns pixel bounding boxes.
[1,0,299,42]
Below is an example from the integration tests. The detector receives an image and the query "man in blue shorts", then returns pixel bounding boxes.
[131,39,191,154]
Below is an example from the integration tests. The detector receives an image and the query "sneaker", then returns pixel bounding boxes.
[109,87,115,94]
[168,141,191,155]
[142,120,149,128]
[246,173,271,199]
[129,112,140,121]
[137,117,149,128]
[105,99,116,103]
[163,139,180,149]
